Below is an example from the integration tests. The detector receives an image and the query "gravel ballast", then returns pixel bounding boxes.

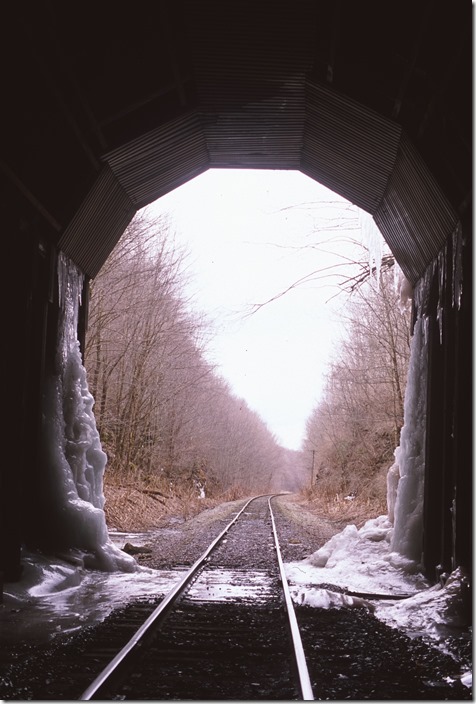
[134,494,348,570]
[0,493,471,700]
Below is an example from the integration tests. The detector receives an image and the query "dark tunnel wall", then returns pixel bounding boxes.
[1,0,472,586]
[418,216,472,581]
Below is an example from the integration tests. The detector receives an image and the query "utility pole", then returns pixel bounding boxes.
[311,450,315,490]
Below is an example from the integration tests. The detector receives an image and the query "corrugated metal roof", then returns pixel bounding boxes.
[5,0,468,285]
[60,72,459,283]
[186,0,316,111]
[63,84,459,282]
[186,0,313,171]
[103,111,209,209]
[204,95,305,170]
[375,133,459,284]
[301,81,402,214]
[58,166,135,278]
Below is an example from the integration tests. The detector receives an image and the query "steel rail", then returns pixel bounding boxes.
[268,496,315,701]
[79,495,260,701]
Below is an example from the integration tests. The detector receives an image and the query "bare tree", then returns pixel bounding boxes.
[302,265,411,509]
[85,211,289,499]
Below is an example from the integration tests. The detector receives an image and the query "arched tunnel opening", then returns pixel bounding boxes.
[1,1,471,606]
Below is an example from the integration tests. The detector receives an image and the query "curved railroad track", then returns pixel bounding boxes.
[79,494,314,700]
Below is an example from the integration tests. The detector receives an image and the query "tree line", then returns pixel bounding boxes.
[301,254,412,512]
[84,206,410,513]
[84,212,304,499]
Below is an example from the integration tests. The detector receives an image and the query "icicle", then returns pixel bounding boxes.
[452,223,463,310]
[386,459,400,524]
[390,315,429,563]
[413,259,435,320]
[436,248,446,344]
[359,209,383,288]
[393,261,413,315]
[40,252,137,572]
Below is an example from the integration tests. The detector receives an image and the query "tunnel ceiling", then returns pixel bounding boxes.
[1,1,471,282]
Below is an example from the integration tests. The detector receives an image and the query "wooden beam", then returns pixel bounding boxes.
[159,2,188,107]
[43,1,109,152]
[417,27,469,139]
[0,160,62,232]
[33,48,101,172]
[326,0,341,84]
[392,0,433,119]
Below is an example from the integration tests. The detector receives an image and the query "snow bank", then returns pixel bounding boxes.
[285,517,470,684]
[286,515,428,599]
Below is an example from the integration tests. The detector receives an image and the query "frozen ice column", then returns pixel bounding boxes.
[39,253,136,572]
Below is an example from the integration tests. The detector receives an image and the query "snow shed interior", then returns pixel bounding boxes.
[2,1,471,591]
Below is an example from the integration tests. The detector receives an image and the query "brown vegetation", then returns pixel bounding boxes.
[302,257,412,511]
[103,478,219,532]
[103,477,380,535]
[85,212,308,505]
[91,213,410,533]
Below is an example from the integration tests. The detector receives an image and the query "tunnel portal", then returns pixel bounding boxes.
[1,1,471,586]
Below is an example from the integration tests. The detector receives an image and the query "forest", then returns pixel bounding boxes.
[84,212,302,508]
[301,248,412,517]
[84,209,412,521]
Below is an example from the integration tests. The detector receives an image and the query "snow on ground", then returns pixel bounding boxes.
[285,514,472,688]
[286,515,428,601]
[1,546,184,645]
[1,516,471,688]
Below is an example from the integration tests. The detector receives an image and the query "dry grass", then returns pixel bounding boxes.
[103,476,243,532]
[102,468,386,534]
[298,488,387,528]
[298,464,389,528]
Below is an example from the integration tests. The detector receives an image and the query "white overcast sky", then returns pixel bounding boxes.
[147,169,373,451]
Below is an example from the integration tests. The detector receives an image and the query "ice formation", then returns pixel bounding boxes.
[390,314,428,563]
[39,253,136,572]
[359,209,383,285]
[285,307,471,687]
[286,322,469,684]
[393,261,413,314]
[386,460,400,524]
[290,313,430,586]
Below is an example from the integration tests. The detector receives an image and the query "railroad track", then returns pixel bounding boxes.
[1,497,470,700]
[79,494,314,701]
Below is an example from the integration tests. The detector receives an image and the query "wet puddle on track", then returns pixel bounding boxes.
[186,568,276,604]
